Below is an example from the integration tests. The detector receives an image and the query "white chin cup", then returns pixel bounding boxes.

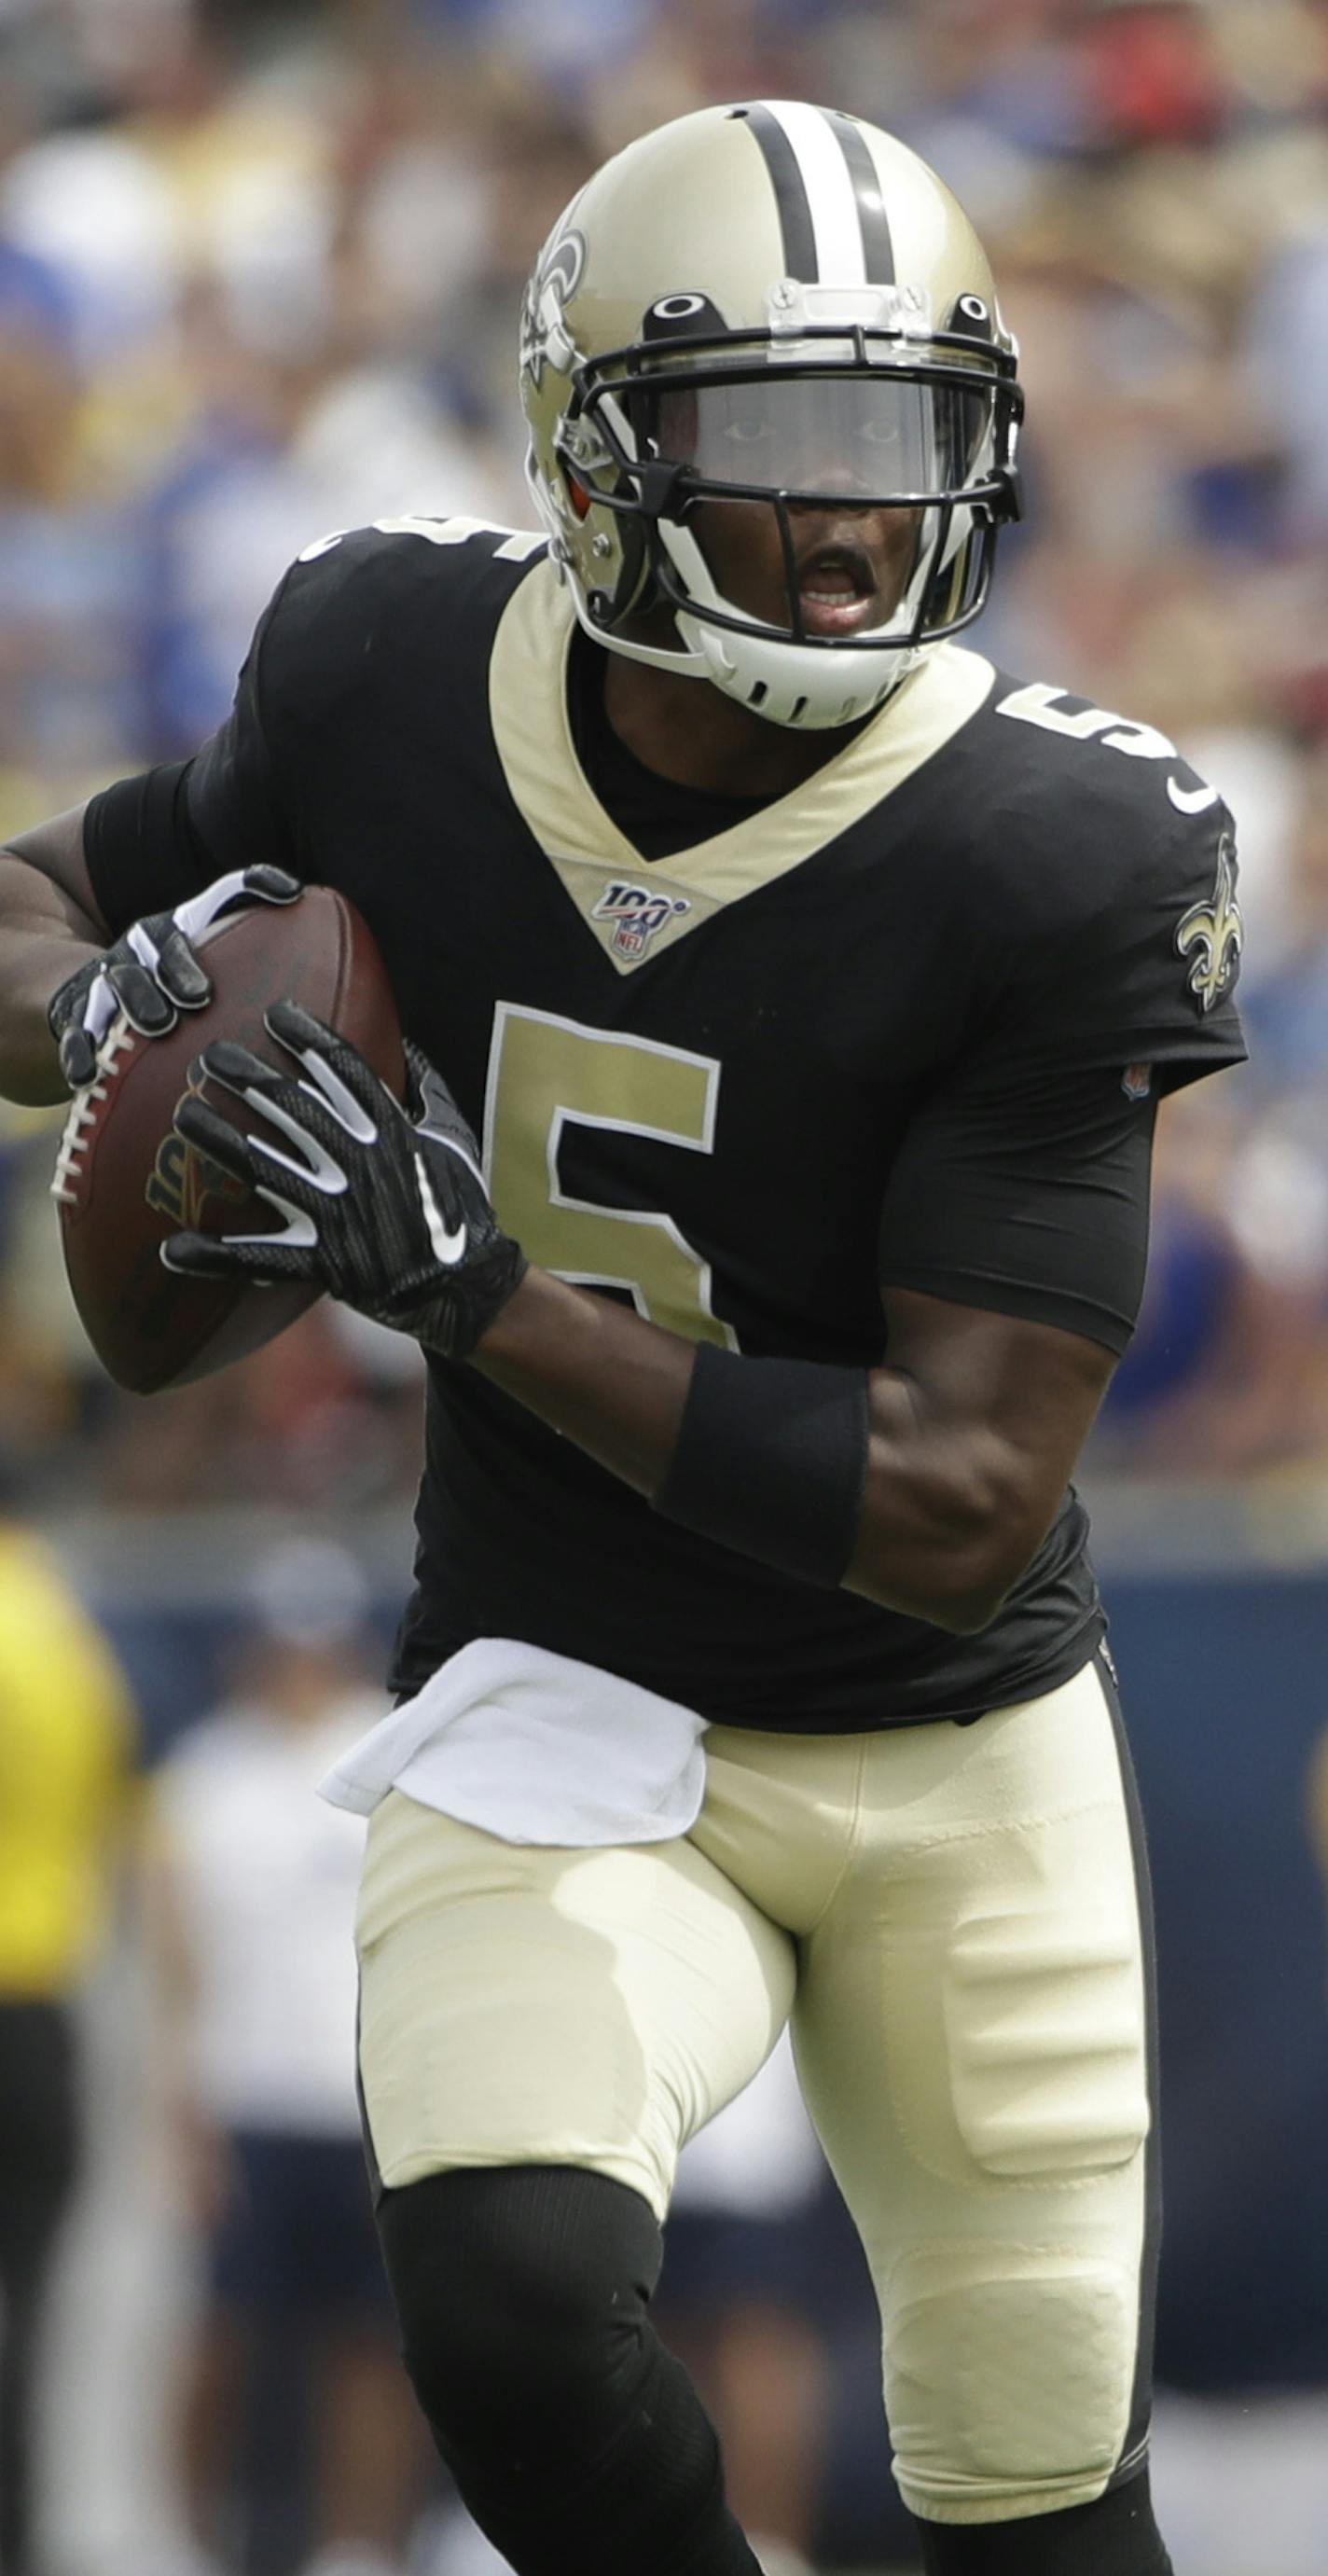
[678,611,922,728]
[568,583,923,726]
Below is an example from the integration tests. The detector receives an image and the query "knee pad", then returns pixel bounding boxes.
[885,2242,1140,2524]
[377,2163,662,2466]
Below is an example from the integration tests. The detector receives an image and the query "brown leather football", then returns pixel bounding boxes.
[53,885,405,1392]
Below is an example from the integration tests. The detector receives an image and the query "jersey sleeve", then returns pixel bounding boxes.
[83,577,298,935]
[878,791,1248,1353]
[878,1059,1157,1353]
[999,789,1247,1096]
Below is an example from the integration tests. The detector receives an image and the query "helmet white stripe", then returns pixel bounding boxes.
[757,100,868,286]
[823,109,894,282]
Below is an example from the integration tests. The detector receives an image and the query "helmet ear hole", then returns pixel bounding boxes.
[571,485,657,630]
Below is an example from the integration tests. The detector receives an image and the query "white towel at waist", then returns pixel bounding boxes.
[317,1638,709,1847]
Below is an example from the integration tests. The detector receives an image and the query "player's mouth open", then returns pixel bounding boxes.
[795,542,882,637]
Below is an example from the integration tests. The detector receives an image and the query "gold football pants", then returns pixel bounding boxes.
[356,1652,1155,2528]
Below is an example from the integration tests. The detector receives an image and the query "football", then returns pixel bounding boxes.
[53,885,406,1393]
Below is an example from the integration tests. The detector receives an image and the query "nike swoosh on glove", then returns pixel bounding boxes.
[48,866,300,1090]
[160,1001,528,1362]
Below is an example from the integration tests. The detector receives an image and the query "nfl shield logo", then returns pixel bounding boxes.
[592,880,690,962]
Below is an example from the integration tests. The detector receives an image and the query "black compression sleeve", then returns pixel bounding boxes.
[82,760,201,934]
[654,1344,870,1587]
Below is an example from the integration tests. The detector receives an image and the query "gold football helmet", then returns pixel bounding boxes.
[519,101,1023,729]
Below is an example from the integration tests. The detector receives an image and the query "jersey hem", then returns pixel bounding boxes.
[391,1607,1108,1737]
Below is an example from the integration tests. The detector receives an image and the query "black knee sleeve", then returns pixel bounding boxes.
[917,2469,1172,2576]
[380,2163,662,2464]
[377,2164,759,2576]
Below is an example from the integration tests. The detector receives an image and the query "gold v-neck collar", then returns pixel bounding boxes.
[489,559,995,975]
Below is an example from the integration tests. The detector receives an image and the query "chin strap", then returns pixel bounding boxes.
[574,588,712,683]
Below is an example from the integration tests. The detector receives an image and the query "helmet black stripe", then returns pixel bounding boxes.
[734,103,820,283]
[821,109,895,283]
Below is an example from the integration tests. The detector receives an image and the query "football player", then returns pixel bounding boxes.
[0,103,1245,2576]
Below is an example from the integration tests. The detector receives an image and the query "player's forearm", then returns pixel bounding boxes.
[0,858,101,1103]
[849,1378,1040,1630]
[473,1270,1029,1632]
[473,1266,697,1493]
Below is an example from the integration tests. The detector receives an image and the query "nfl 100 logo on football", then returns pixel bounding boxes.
[145,1059,247,1229]
[592,880,690,962]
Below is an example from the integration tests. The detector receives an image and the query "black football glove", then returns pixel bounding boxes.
[160,1002,529,1361]
[48,865,300,1090]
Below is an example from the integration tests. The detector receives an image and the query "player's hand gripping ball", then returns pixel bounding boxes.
[52,878,408,1391]
[48,864,300,1089]
[162,1011,528,1362]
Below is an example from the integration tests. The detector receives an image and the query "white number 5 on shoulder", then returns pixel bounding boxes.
[995,683,1221,813]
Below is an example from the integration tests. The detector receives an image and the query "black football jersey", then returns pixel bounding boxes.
[84,517,1246,1730]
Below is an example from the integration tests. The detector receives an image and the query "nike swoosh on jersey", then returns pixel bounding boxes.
[1167,777,1220,816]
[415,1153,467,1265]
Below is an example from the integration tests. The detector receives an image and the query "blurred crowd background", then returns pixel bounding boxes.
[2,4,1328,2575]
[4,0,1328,1499]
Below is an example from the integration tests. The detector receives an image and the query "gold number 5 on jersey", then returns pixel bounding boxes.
[482,1004,736,1349]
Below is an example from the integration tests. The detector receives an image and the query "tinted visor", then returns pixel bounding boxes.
[648,373,990,500]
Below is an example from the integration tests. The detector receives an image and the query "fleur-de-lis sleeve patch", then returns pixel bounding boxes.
[1175,829,1243,1015]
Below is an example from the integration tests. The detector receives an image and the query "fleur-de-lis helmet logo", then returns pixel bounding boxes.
[520,228,587,391]
[1176,830,1243,1015]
